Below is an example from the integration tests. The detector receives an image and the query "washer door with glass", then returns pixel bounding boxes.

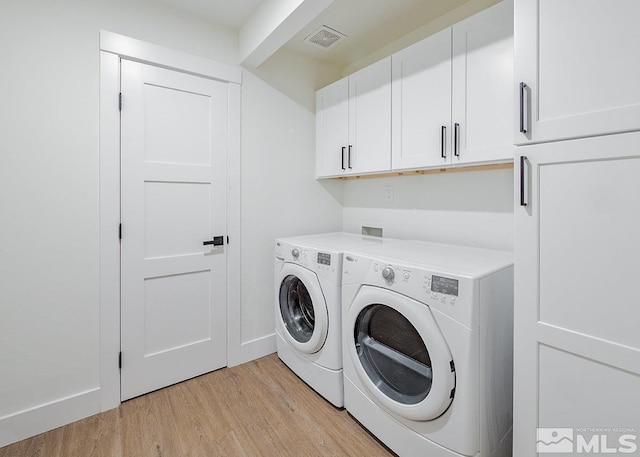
[346,285,456,421]
[277,263,329,354]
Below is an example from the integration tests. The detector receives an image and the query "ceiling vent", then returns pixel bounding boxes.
[304,25,347,50]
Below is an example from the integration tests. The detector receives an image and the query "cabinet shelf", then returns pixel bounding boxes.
[323,160,513,180]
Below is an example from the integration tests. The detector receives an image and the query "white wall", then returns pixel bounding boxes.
[240,47,343,348]
[0,0,230,416]
[0,0,344,446]
[0,0,235,436]
[342,169,514,251]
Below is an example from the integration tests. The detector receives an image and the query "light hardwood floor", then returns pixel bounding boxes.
[0,354,394,457]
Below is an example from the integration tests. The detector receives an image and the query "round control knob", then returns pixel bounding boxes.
[381,266,395,281]
[291,248,300,258]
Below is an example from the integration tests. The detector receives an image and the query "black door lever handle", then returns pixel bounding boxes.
[203,236,224,246]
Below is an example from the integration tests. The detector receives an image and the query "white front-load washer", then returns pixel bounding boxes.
[274,232,396,407]
[342,240,514,457]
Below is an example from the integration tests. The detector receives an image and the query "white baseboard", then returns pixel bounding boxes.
[1,334,275,448]
[0,388,101,448]
[229,333,276,367]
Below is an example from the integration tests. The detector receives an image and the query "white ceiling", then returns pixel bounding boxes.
[147,0,476,68]
[285,0,473,67]
[148,0,265,29]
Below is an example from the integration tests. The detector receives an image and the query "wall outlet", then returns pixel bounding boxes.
[384,186,394,201]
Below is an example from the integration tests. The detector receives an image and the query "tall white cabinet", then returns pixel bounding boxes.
[515,0,640,144]
[515,134,640,455]
[514,1,640,455]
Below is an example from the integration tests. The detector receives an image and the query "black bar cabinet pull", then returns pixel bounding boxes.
[519,82,528,134]
[341,146,346,170]
[520,156,528,206]
[441,126,446,159]
[348,145,352,169]
[454,123,460,157]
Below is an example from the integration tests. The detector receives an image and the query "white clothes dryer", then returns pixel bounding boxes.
[274,232,396,407]
[342,240,514,457]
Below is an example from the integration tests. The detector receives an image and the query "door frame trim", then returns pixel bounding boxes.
[99,31,241,411]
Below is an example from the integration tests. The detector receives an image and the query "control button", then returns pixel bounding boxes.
[449,297,457,305]
[431,292,439,299]
[403,272,411,280]
[382,266,395,281]
[291,248,300,258]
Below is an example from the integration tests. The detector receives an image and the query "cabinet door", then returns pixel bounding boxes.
[316,77,348,178]
[515,0,640,144]
[514,132,640,457]
[452,0,513,164]
[391,29,452,171]
[348,57,392,175]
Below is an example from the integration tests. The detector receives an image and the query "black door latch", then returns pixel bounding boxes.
[203,236,224,246]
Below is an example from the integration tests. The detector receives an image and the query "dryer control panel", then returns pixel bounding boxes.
[431,275,459,296]
[343,255,477,328]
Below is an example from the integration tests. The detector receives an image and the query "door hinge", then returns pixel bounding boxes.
[118,352,122,369]
[119,223,122,240]
[119,92,122,111]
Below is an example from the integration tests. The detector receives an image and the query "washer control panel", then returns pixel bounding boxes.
[317,252,331,266]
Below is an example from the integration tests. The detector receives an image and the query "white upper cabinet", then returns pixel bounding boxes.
[317,0,514,177]
[316,77,349,178]
[392,0,514,171]
[348,58,392,175]
[452,0,513,164]
[316,58,391,178]
[515,0,640,144]
[391,28,452,170]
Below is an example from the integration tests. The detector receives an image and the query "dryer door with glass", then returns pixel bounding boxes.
[346,285,456,421]
[277,263,329,354]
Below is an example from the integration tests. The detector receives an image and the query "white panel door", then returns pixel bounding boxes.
[316,77,349,178]
[514,132,640,456]
[348,57,392,175]
[452,0,513,164]
[515,0,640,144]
[391,28,452,170]
[120,60,228,400]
